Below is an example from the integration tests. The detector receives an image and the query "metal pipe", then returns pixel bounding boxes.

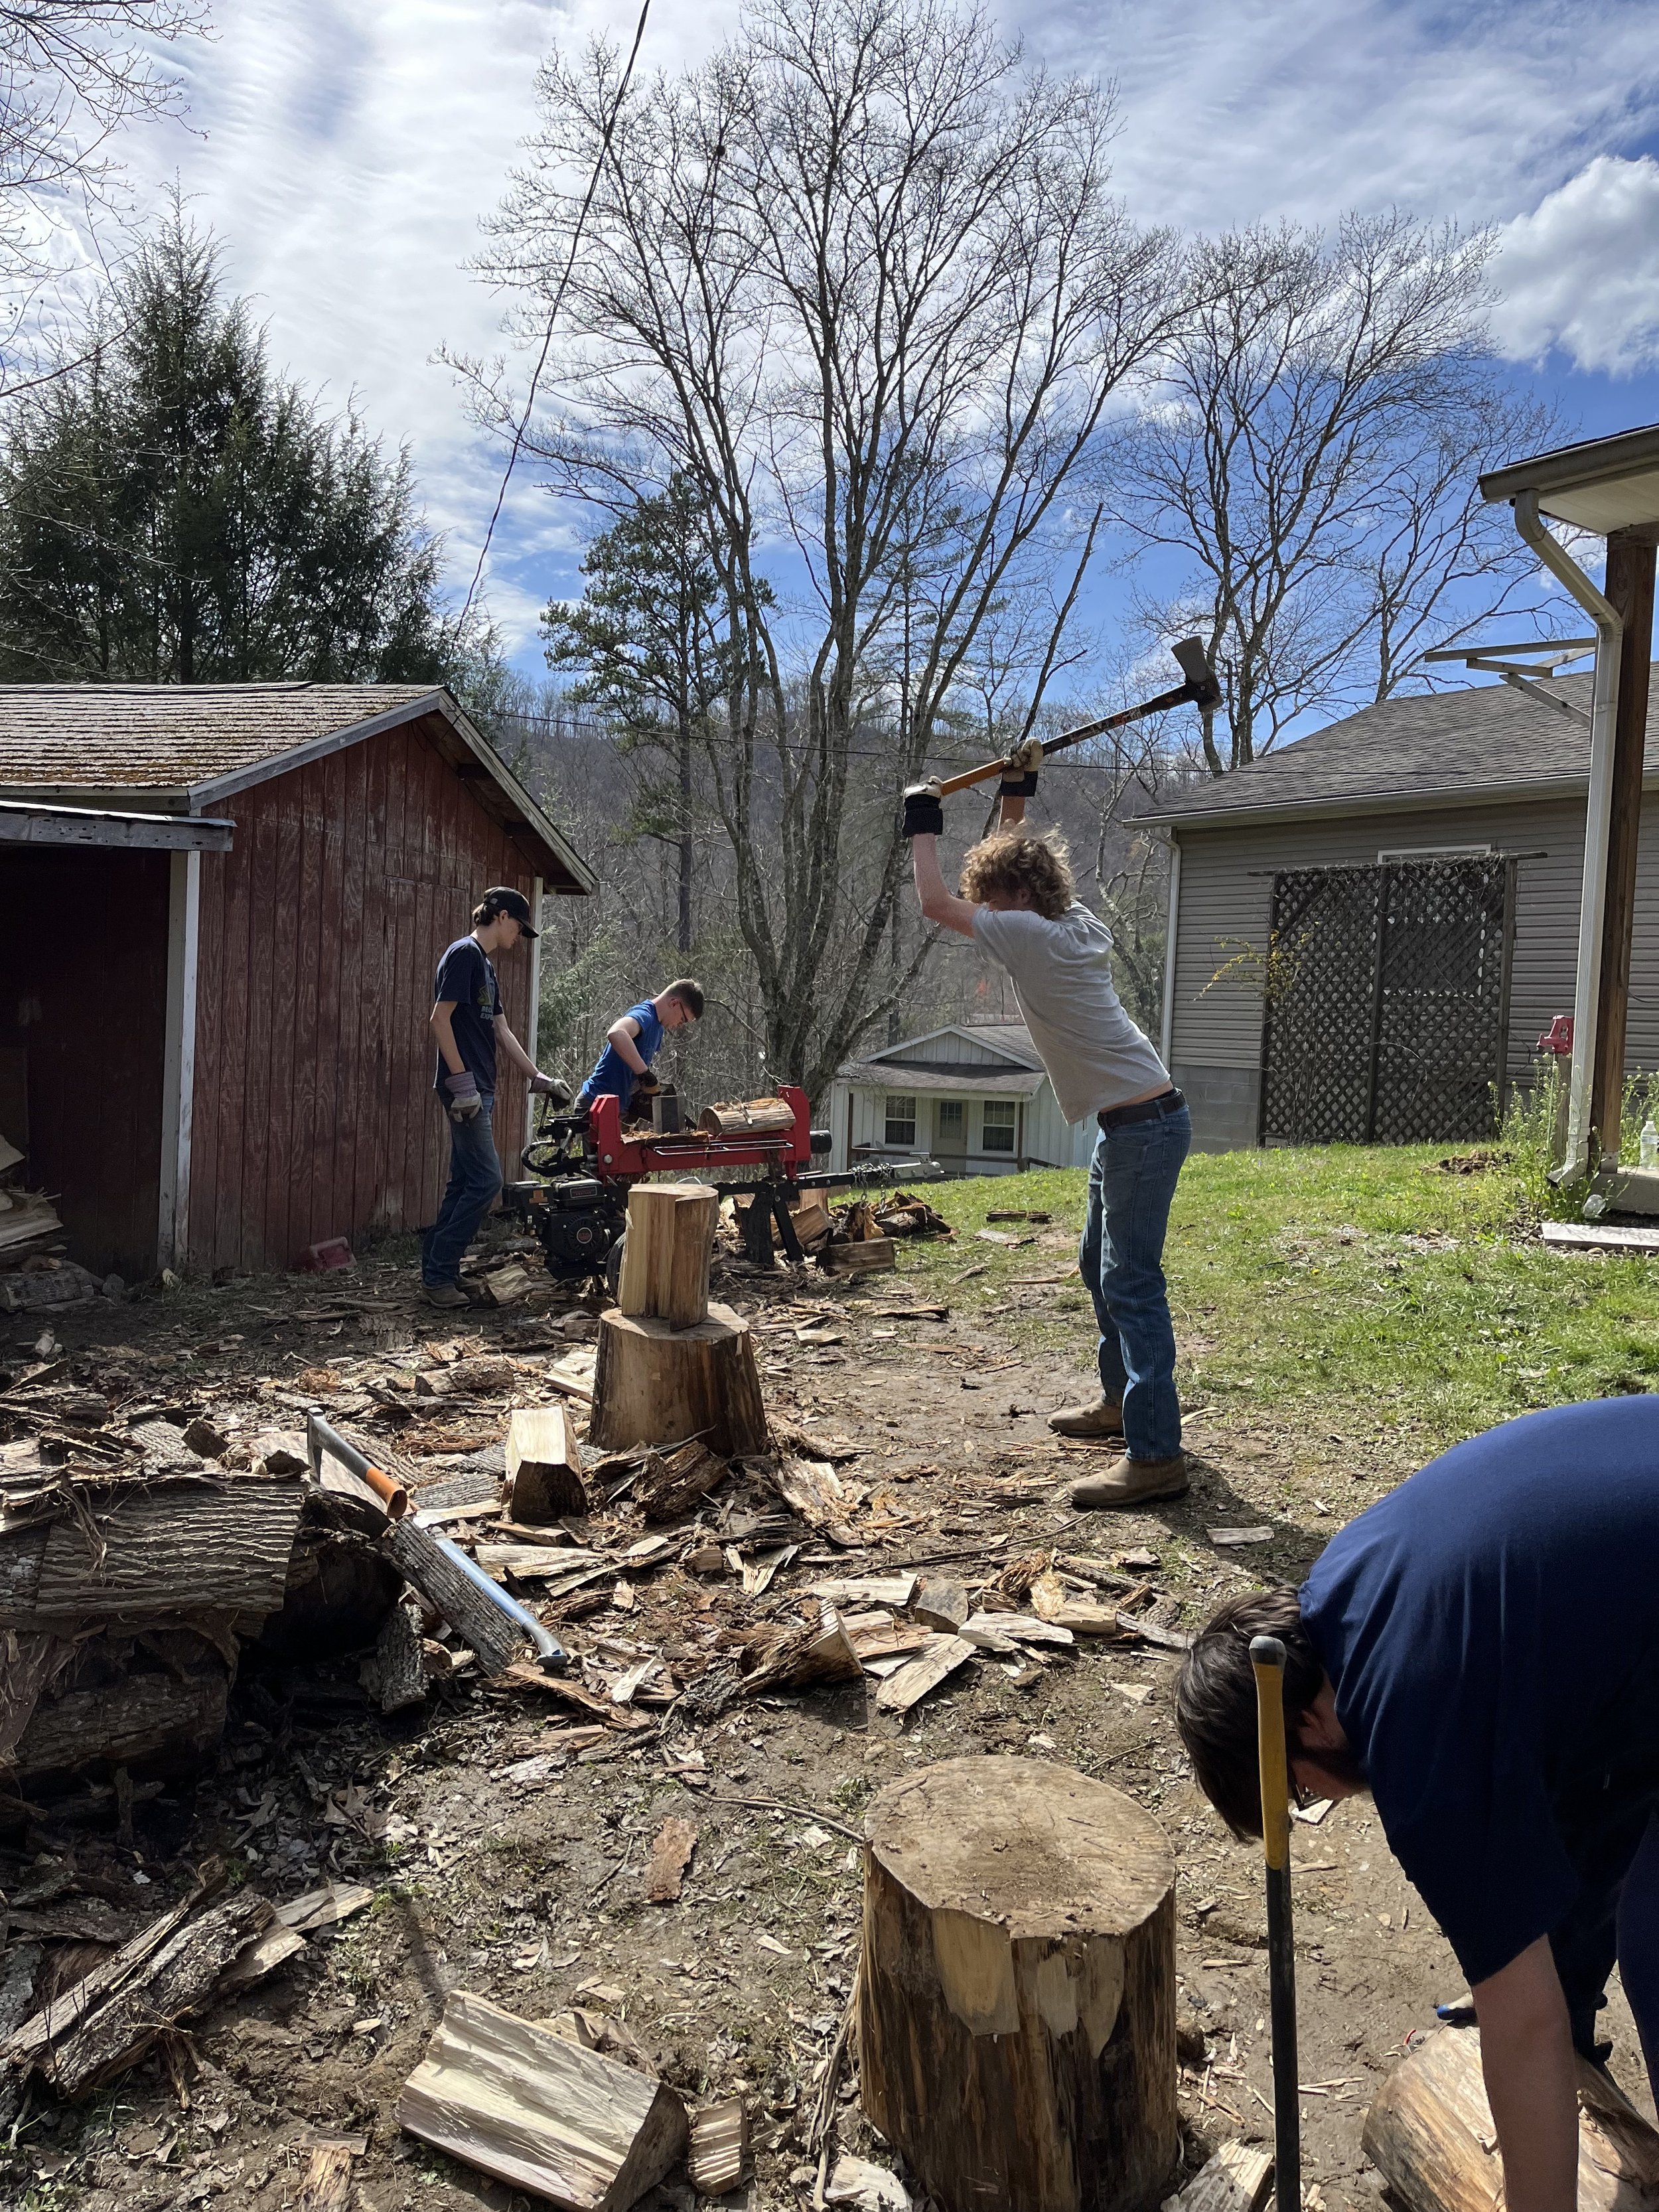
[433,1534,567,1671]
[1510,490,1622,1175]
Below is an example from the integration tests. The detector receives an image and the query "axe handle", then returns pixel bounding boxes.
[933,678,1210,798]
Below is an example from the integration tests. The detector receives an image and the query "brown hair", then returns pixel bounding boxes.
[1175,1587,1331,1838]
[958,831,1074,921]
[664,978,705,1019]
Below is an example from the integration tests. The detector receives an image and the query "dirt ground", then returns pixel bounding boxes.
[3,1211,1652,2212]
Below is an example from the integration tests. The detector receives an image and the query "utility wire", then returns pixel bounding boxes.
[458,0,652,635]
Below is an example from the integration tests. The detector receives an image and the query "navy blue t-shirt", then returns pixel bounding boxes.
[1301,1398,1659,1987]
[432,936,501,1094]
[578,1001,663,1114]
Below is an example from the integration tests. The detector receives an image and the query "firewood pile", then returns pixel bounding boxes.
[0,1126,106,1315]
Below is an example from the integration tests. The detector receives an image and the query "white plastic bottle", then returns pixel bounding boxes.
[1642,1118,1659,1171]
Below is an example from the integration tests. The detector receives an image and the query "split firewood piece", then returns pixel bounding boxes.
[476,1545,608,1579]
[507,1404,589,1522]
[635,1439,729,1524]
[874,1634,976,1714]
[689,2100,751,2195]
[807,1573,916,1609]
[362,1596,429,1714]
[741,1608,863,1698]
[1362,2022,1659,2212]
[296,2143,356,2211]
[644,1818,699,1903]
[618,1183,721,1329]
[396,1989,689,2212]
[5,1858,225,2068]
[1030,1569,1129,1637]
[824,1238,897,1276]
[384,1517,522,1677]
[216,1922,307,1994]
[276,1882,376,1934]
[772,1457,865,1542]
[844,1613,932,1663]
[40,1891,273,2098]
[910,1576,968,1631]
[962,1612,1073,1649]
[482,1262,535,1307]
[1162,2141,1274,2212]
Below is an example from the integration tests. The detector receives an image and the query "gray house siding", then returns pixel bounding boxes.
[1169,792,1603,1151]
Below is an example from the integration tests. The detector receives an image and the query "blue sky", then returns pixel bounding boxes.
[104,0,1659,680]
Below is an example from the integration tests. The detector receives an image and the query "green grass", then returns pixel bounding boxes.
[868,1143,1659,1463]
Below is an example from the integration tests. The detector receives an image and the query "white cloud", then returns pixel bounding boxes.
[1489,155,1659,375]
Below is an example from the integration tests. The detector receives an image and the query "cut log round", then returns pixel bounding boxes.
[1361,2022,1659,2212]
[859,1755,1177,2212]
[697,1098,796,1139]
[617,1183,720,1329]
[590,1303,767,1456]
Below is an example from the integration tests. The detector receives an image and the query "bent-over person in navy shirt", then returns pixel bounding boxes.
[1177,1398,1659,2212]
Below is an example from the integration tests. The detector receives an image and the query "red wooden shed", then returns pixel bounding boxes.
[0,684,593,1280]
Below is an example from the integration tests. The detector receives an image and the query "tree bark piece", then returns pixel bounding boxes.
[296,2144,356,2211]
[873,1634,976,1713]
[507,1404,589,1522]
[362,1597,429,1714]
[396,1988,689,2212]
[590,1304,766,1455]
[860,1755,1177,2212]
[39,1890,272,2099]
[689,2101,751,2195]
[0,1476,303,1629]
[1361,2022,1659,2212]
[385,1518,522,1677]
[697,1098,796,1139]
[635,1440,730,1524]
[644,1817,698,1903]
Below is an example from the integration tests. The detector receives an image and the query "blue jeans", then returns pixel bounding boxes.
[1078,1103,1190,1460]
[1550,1792,1659,2085]
[422,1095,502,1286]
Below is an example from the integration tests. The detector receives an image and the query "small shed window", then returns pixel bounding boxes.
[981,1100,1016,1152]
[885,1094,916,1147]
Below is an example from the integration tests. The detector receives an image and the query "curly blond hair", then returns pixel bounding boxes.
[959,830,1075,921]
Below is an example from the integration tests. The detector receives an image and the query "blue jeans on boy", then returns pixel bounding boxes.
[1078,1101,1190,1461]
[423,1095,503,1286]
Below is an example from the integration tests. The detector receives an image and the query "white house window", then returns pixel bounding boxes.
[981,1100,1016,1153]
[885,1094,916,1147]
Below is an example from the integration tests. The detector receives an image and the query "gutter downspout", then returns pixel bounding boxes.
[1510,490,1622,1176]
[1159,832,1182,1070]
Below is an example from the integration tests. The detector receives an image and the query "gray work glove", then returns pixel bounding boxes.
[530,1070,570,1102]
[445,1070,483,1122]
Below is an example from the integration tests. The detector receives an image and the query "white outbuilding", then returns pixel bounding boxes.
[821,1022,1095,1177]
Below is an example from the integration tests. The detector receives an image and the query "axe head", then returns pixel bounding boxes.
[1171,636,1222,710]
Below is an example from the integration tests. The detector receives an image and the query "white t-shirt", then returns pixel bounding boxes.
[971,902,1170,1123]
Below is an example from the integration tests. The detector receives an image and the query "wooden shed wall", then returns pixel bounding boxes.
[1167,793,1597,1149]
[187,717,536,1274]
[0,846,170,1278]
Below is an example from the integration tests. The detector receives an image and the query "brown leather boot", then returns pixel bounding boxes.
[1047,1397,1125,1439]
[1068,1452,1189,1509]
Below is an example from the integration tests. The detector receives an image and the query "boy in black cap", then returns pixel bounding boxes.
[423,887,565,1309]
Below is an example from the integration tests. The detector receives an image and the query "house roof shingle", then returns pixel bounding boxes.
[1145,668,1659,829]
[0,681,594,892]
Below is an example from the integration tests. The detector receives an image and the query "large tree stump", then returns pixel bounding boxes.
[590,1303,767,1455]
[1362,2023,1659,2212]
[860,1756,1177,2212]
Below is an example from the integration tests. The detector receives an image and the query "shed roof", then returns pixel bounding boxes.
[856,1022,1045,1070]
[0,682,593,892]
[836,1061,1046,1098]
[1146,667,1659,831]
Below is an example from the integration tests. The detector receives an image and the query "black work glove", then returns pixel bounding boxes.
[902,779,945,838]
[633,1069,662,1099]
[999,737,1043,798]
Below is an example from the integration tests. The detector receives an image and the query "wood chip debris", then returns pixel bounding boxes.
[643,1817,699,1903]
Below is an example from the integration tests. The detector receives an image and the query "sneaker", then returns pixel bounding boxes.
[421,1281,471,1310]
[1068,1451,1189,1509]
[1048,1397,1125,1439]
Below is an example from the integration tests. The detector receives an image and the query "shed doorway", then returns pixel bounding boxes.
[1258,855,1518,1146]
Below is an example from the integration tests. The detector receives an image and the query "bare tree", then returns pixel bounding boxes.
[462,0,1185,1096]
[1118,213,1561,776]
[0,3,210,378]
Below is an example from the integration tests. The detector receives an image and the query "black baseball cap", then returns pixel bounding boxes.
[483,886,538,938]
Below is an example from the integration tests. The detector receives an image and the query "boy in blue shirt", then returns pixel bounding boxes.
[577,979,704,1118]
[1177,1398,1659,2212]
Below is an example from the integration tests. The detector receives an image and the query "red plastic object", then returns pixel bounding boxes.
[1537,1015,1574,1056]
[297,1237,354,1273]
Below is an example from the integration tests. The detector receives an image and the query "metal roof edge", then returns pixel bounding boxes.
[1480,422,1659,506]
[1143,777,1591,832]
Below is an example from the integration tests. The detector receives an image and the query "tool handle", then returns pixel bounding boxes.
[933,676,1212,798]
[1252,1633,1301,2212]
[305,1408,410,1520]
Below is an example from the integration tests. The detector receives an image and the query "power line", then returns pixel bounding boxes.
[458,0,652,635]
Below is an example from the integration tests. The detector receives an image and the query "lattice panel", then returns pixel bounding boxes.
[1260,858,1514,1147]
